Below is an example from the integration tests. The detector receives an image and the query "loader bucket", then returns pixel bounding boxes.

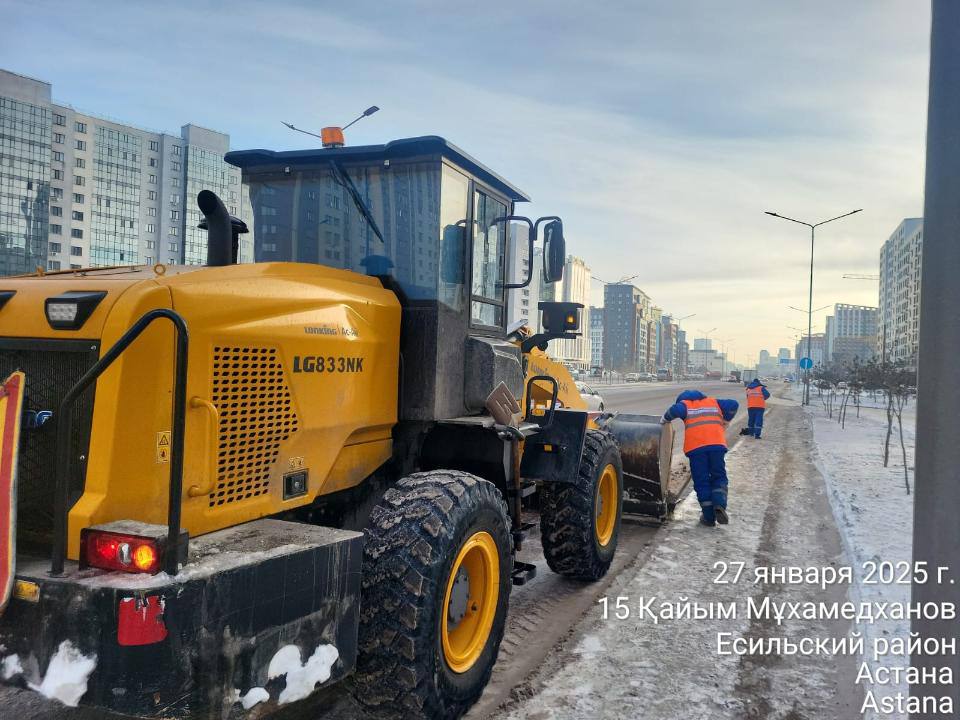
[604,414,677,518]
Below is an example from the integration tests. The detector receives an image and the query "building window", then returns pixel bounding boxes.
[148,190,157,200]
[168,242,178,252]
[53,113,65,126]
[52,169,64,180]
[171,177,180,187]
[74,121,87,133]
[172,145,181,156]
[148,174,156,184]
[48,260,61,271]
[74,175,85,186]
[71,229,83,239]
[169,227,178,236]
[52,188,63,200]
[72,193,84,204]
[70,246,83,256]
[146,226,156,235]
[49,242,62,253]
[52,151,64,162]
[75,140,86,151]
[168,258,176,264]
[72,210,83,221]
[149,157,157,167]
[50,224,62,235]
[147,207,156,217]
[75,158,85,169]
[169,195,179,205]
[51,205,63,217]
[171,161,181,171]
[53,132,64,144]
[170,210,179,221]
[149,140,159,152]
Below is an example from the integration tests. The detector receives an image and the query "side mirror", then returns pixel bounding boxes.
[543,219,565,283]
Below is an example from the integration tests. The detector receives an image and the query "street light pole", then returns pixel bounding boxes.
[766,208,862,405]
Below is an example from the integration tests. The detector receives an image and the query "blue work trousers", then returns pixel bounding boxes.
[688,449,729,522]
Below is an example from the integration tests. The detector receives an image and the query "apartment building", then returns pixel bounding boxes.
[0,68,245,275]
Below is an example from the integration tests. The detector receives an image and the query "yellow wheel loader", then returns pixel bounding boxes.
[0,135,662,719]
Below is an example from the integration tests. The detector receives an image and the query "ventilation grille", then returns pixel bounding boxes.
[210,346,299,507]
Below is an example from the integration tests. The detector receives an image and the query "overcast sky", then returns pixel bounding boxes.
[1,0,931,362]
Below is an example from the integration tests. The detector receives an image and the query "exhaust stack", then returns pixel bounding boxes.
[197,190,248,266]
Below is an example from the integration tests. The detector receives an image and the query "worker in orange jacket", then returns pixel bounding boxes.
[661,390,739,526]
[744,379,771,439]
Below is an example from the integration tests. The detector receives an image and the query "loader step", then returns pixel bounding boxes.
[507,481,537,498]
[511,560,537,586]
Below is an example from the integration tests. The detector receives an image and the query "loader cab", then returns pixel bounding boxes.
[226,136,555,421]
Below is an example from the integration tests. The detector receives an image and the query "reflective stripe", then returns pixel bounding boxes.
[685,419,723,429]
[687,407,721,417]
[700,500,713,507]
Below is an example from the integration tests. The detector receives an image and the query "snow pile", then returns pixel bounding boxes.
[807,402,915,718]
[236,686,270,710]
[267,643,339,705]
[2,654,22,680]
[27,641,97,707]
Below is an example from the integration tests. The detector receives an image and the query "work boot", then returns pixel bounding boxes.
[715,507,729,524]
[699,515,716,527]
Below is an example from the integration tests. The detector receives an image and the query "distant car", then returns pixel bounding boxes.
[575,381,605,411]
[624,373,641,382]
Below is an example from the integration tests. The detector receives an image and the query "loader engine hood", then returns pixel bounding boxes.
[0,261,400,561]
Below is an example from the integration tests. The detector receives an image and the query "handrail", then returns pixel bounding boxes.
[525,375,559,429]
[50,308,189,576]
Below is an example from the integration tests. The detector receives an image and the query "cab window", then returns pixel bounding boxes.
[471,190,507,328]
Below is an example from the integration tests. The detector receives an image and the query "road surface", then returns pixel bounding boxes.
[0,380,751,720]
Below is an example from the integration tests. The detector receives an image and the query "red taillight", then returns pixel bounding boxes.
[80,530,163,574]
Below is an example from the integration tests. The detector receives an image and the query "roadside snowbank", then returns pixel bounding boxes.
[806,401,915,720]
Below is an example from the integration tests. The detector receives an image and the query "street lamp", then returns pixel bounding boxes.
[766,208,862,404]
[787,304,831,314]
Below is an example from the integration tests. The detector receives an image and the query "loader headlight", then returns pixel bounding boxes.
[44,291,106,330]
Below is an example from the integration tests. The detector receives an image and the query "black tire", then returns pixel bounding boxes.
[540,430,623,580]
[353,470,512,720]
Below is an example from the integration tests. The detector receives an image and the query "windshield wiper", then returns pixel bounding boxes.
[330,161,385,244]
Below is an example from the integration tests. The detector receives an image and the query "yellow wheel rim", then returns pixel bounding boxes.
[595,464,618,546]
[441,531,500,674]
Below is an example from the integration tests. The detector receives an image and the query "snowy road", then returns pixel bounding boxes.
[490,396,865,720]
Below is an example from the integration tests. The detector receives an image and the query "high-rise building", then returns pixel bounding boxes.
[878,218,922,366]
[0,68,246,275]
[603,283,650,373]
[505,224,540,330]
[825,303,878,364]
[647,306,662,372]
[796,333,827,366]
[551,255,592,371]
[589,306,603,370]
[693,337,713,351]
[0,70,51,276]
[676,328,689,377]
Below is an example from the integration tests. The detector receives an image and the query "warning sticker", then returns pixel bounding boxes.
[156,431,171,464]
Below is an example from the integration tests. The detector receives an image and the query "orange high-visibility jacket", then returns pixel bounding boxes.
[681,397,727,453]
[746,385,766,409]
